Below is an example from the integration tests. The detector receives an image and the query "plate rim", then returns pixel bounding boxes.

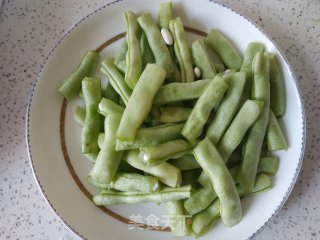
[26,0,306,239]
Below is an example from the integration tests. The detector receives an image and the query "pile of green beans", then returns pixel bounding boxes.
[58,1,288,237]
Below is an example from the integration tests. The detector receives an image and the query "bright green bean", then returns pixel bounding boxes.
[265,52,286,117]
[191,39,216,79]
[169,17,194,83]
[184,186,217,215]
[140,139,194,167]
[98,98,124,116]
[207,72,246,144]
[166,200,192,236]
[217,100,264,161]
[140,32,155,68]
[206,29,243,70]
[124,11,142,89]
[138,13,174,78]
[258,157,279,175]
[115,39,128,73]
[238,52,270,191]
[100,58,132,105]
[182,75,228,143]
[104,83,119,103]
[116,123,184,151]
[193,138,242,227]
[89,114,123,184]
[153,79,211,105]
[266,109,287,150]
[159,1,173,29]
[159,107,192,123]
[124,150,182,187]
[117,64,166,141]
[74,105,85,126]
[87,172,159,193]
[81,77,101,154]
[192,173,271,237]
[93,185,191,205]
[170,154,200,170]
[59,51,100,101]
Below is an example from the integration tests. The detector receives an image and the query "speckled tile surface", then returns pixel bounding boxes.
[0,0,319,239]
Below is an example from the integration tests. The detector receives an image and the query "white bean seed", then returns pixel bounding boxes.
[161,28,173,45]
[194,67,201,79]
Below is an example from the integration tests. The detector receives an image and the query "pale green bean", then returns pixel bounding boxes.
[114,39,128,73]
[98,98,124,116]
[170,154,200,170]
[266,109,287,150]
[159,107,192,123]
[166,200,192,236]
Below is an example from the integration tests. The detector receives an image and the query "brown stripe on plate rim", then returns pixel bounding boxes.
[60,26,207,232]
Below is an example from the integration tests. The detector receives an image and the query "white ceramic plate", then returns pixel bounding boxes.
[27,0,305,239]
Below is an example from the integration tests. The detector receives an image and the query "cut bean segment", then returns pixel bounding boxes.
[184,187,217,215]
[115,39,128,74]
[170,154,200,170]
[169,17,194,82]
[140,32,155,68]
[258,157,279,175]
[153,79,211,105]
[116,123,184,151]
[98,98,124,116]
[124,150,182,188]
[59,51,100,101]
[89,114,124,184]
[266,109,288,151]
[117,64,166,142]
[159,1,173,29]
[191,39,216,79]
[101,58,132,105]
[140,139,194,166]
[93,185,191,205]
[138,13,174,78]
[193,138,242,227]
[104,83,119,103]
[124,11,142,89]
[217,100,264,161]
[182,75,228,143]
[81,77,101,154]
[166,200,192,236]
[87,172,159,193]
[206,29,243,70]
[265,52,285,117]
[238,52,270,191]
[207,72,246,144]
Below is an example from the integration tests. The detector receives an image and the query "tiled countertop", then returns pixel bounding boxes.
[0,0,319,239]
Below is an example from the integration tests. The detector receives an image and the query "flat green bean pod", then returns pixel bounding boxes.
[104,83,119,103]
[206,29,243,70]
[159,1,173,29]
[124,150,182,188]
[93,185,191,205]
[266,109,288,150]
[117,64,166,142]
[193,138,242,227]
[258,157,279,175]
[59,50,100,101]
[217,100,264,161]
[182,75,228,143]
[98,98,124,116]
[140,32,155,68]
[124,11,142,89]
[153,79,211,105]
[81,77,101,154]
[238,52,270,191]
[138,13,174,78]
[206,72,246,144]
[87,172,159,193]
[100,58,132,105]
[169,17,194,83]
[140,139,194,166]
[114,39,128,74]
[184,187,217,215]
[116,123,184,151]
[191,39,216,79]
[265,52,286,117]
[89,114,124,184]
[166,200,192,236]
